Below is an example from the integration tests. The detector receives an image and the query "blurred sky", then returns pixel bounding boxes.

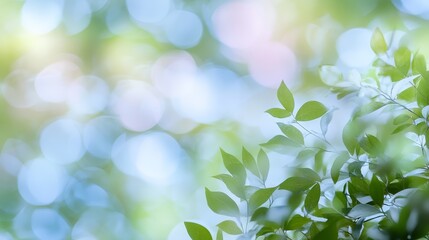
[1,0,429,239]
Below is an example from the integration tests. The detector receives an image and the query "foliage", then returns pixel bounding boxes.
[185,29,429,240]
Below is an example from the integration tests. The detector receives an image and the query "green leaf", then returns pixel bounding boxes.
[392,123,412,134]
[417,75,429,107]
[412,53,426,74]
[295,101,327,121]
[266,108,291,118]
[277,123,304,145]
[220,149,246,185]
[216,229,223,240]
[279,177,315,192]
[248,187,276,213]
[297,149,316,162]
[355,102,385,118]
[212,174,245,199]
[394,47,411,75]
[359,134,383,156]
[294,168,321,182]
[205,188,240,217]
[257,149,269,182]
[369,175,385,207]
[305,183,320,213]
[184,222,213,240]
[348,204,380,219]
[284,214,311,230]
[370,28,388,54]
[261,135,301,154]
[313,225,338,240]
[331,152,349,183]
[277,81,294,113]
[342,120,360,154]
[217,220,242,235]
[242,147,259,178]
[393,114,410,125]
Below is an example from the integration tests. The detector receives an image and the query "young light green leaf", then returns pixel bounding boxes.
[279,177,315,192]
[184,222,213,240]
[412,53,426,74]
[205,188,240,217]
[295,101,327,121]
[354,102,385,118]
[319,65,343,86]
[370,28,388,54]
[393,114,410,125]
[417,75,429,107]
[212,174,246,199]
[294,168,321,182]
[359,134,383,156]
[348,204,380,219]
[342,120,360,154]
[261,135,301,154]
[392,123,412,134]
[248,187,276,213]
[220,149,246,185]
[305,183,320,213]
[394,47,411,75]
[257,149,269,182]
[217,220,242,235]
[331,152,349,183]
[277,123,304,145]
[266,108,291,118]
[284,214,311,230]
[216,229,223,240]
[277,81,294,113]
[242,147,259,177]
[369,175,385,207]
[297,149,316,162]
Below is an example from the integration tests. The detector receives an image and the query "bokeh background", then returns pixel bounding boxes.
[1,0,429,239]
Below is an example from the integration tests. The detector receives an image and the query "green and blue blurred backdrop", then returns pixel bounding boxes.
[0,0,429,239]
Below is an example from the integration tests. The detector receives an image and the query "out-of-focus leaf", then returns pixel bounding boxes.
[277,81,294,114]
[284,214,311,230]
[417,75,429,107]
[261,135,301,153]
[348,204,380,218]
[369,175,385,207]
[370,28,388,54]
[394,47,411,75]
[216,229,223,240]
[320,110,334,136]
[294,168,321,182]
[217,220,242,235]
[212,174,245,199]
[412,53,426,74]
[319,65,343,86]
[257,149,269,182]
[256,226,274,237]
[220,149,246,184]
[248,187,276,213]
[205,188,240,217]
[393,114,410,125]
[184,222,213,240]
[266,108,291,118]
[305,183,320,213]
[242,147,259,178]
[313,225,338,240]
[331,152,349,183]
[342,120,360,154]
[277,123,304,145]
[359,134,383,156]
[279,177,315,192]
[355,102,385,118]
[295,101,327,121]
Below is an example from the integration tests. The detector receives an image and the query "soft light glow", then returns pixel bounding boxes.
[336,28,374,68]
[246,42,297,88]
[2,71,39,108]
[67,75,109,115]
[163,10,203,49]
[40,119,84,164]
[111,132,184,185]
[63,0,92,34]
[83,116,122,159]
[31,208,70,240]
[212,0,275,49]
[126,0,170,23]
[18,158,66,205]
[21,0,63,34]
[111,80,164,132]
